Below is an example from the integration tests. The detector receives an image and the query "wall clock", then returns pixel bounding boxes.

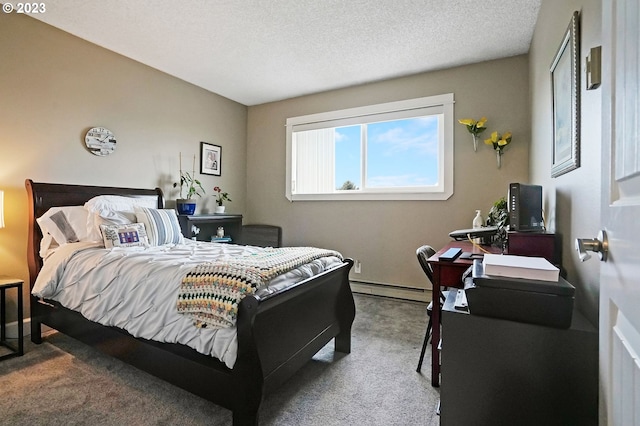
[85,127,116,156]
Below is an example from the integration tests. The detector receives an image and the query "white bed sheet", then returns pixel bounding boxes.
[32,239,343,368]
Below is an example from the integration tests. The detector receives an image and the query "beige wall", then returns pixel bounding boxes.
[529,0,601,325]
[0,13,247,318]
[246,56,530,296]
[3,5,600,323]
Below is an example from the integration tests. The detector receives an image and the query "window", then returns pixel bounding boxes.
[286,93,454,201]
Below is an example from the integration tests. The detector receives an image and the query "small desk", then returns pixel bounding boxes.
[427,241,501,387]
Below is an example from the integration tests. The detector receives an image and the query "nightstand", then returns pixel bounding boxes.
[178,214,243,243]
[0,278,23,360]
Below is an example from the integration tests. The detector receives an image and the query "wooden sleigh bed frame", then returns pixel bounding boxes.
[25,179,356,425]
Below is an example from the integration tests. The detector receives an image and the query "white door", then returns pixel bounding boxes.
[599,0,640,424]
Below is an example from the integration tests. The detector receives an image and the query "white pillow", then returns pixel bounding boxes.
[85,195,158,237]
[36,206,101,245]
[100,223,149,248]
[135,207,183,246]
[39,233,59,260]
[85,194,157,213]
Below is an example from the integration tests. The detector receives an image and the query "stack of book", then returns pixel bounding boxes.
[211,236,232,243]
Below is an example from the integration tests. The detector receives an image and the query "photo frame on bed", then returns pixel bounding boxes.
[200,142,221,176]
[550,11,580,178]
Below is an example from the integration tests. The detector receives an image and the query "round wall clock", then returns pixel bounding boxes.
[85,127,116,156]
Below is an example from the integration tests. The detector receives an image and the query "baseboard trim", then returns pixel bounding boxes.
[5,319,55,338]
[350,281,430,303]
[4,318,32,338]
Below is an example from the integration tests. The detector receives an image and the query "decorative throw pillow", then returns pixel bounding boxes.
[100,223,149,248]
[134,207,183,246]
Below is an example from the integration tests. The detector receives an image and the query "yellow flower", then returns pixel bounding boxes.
[458,116,488,136]
[485,131,512,151]
[484,131,498,145]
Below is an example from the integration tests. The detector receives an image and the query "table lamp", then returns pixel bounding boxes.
[0,190,4,228]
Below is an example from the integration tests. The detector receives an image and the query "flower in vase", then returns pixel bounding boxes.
[459,117,487,151]
[484,131,512,153]
[213,186,232,206]
[458,117,488,137]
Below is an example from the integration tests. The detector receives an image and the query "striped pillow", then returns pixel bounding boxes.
[135,207,183,246]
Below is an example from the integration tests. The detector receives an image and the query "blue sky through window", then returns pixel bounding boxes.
[335,116,439,189]
[335,125,361,188]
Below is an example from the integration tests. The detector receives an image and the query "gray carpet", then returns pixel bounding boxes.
[0,294,440,425]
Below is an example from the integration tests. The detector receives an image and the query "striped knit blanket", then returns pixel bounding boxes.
[176,247,343,328]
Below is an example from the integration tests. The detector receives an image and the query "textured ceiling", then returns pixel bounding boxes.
[27,0,541,106]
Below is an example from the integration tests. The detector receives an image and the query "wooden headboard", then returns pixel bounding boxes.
[25,179,164,288]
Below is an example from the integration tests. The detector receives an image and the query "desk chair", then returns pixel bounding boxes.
[416,244,446,373]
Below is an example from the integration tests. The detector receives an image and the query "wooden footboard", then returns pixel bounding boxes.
[231,258,354,424]
[247,259,354,380]
[25,179,356,426]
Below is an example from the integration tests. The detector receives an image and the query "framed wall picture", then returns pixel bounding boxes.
[200,142,221,176]
[550,11,580,178]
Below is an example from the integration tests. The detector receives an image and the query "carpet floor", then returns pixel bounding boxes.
[0,294,440,425]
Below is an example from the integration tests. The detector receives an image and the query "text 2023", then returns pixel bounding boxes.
[16,3,46,14]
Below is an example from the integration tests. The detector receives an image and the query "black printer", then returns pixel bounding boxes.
[464,259,575,328]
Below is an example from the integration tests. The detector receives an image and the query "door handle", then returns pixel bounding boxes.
[575,230,608,262]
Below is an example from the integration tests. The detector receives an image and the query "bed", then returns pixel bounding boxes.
[25,179,355,425]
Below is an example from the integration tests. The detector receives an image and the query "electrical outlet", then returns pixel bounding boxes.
[354,260,361,274]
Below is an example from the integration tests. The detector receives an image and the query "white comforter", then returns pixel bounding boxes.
[32,239,343,368]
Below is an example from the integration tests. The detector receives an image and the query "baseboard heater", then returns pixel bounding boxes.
[349,280,431,303]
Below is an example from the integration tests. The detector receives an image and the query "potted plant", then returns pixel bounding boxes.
[173,153,205,215]
[213,186,231,214]
[486,196,509,250]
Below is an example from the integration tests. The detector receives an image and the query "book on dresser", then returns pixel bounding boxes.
[482,253,560,282]
[211,236,232,243]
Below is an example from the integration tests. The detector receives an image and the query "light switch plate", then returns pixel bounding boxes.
[586,46,601,90]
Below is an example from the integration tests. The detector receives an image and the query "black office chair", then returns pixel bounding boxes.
[416,244,446,373]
